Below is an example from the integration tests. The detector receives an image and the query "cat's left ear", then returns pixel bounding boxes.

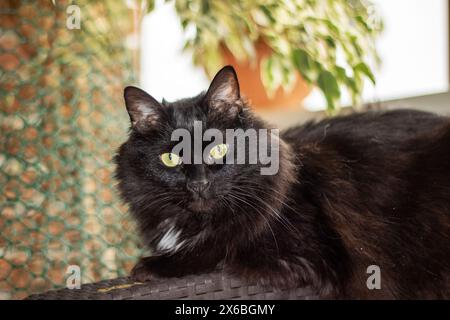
[205,66,242,117]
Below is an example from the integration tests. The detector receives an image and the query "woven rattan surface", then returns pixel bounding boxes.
[26,272,318,300]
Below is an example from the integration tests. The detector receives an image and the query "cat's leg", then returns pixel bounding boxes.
[130,256,160,282]
[130,254,221,282]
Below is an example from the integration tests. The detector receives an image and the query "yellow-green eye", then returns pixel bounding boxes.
[209,143,228,160]
[160,153,181,167]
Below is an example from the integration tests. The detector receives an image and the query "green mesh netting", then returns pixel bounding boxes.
[0,0,143,299]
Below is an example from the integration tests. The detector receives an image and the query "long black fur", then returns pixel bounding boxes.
[115,66,450,299]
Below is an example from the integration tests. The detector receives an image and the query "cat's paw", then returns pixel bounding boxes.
[130,259,155,282]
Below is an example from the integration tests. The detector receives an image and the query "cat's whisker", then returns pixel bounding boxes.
[232,181,297,212]
[230,180,296,212]
[229,187,299,235]
[232,184,296,213]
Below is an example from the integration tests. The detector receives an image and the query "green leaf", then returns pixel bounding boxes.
[354,62,376,85]
[292,49,313,82]
[317,70,341,110]
[261,56,284,96]
[146,0,156,13]
[335,66,357,93]
[259,5,276,24]
[201,0,210,14]
[324,36,336,49]
[260,57,274,95]
[318,70,340,98]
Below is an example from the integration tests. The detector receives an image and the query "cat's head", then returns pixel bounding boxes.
[115,66,295,231]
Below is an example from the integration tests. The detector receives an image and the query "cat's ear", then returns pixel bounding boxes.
[124,86,163,131]
[205,66,242,116]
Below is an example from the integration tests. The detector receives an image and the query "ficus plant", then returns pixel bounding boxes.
[146,0,383,112]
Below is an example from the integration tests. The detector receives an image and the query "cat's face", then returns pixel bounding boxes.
[115,66,276,216]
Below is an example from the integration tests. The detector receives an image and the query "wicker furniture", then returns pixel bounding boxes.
[26,272,318,300]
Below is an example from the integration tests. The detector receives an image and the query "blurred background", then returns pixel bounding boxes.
[0,0,449,299]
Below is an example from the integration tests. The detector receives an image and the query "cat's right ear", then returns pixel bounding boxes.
[124,86,163,132]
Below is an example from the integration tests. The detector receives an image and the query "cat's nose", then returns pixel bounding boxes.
[187,180,211,195]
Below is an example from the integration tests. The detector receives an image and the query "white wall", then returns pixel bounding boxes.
[140,0,449,109]
[140,1,209,102]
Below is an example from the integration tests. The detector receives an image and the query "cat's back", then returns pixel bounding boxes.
[281,108,450,199]
[282,109,449,148]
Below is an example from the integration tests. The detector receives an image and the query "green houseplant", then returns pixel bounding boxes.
[147,0,383,111]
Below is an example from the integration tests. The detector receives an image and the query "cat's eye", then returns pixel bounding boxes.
[160,153,181,167]
[209,143,228,160]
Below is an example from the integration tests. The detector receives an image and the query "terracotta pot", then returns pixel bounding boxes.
[221,41,311,110]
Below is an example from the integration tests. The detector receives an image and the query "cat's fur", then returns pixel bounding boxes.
[115,66,450,299]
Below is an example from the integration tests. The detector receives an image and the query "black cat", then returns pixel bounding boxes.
[115,66,450,299]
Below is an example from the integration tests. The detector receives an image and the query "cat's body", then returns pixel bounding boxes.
[115,67,450,299]
[280,110,450,298]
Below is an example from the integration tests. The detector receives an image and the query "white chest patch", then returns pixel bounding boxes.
[157,226,184,252]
